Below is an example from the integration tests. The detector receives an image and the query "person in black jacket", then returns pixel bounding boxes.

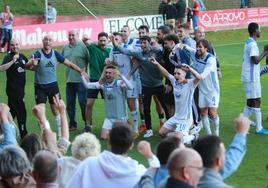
[0,38,28,139]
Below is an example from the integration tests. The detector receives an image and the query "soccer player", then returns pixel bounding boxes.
[26,35,87,136]
[241,22,268,134]
[151,57,201,144]
[106,32,139,136]
[81,65,133,139]
[182,39,220,136]
[62,30,90,131]
[84,32,111,132]
[0,38,28,139]
[111,35,169,138]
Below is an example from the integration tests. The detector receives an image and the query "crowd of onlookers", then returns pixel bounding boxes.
[0,100,251,187]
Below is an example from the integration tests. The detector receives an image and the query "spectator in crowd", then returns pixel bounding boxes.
[57,132,101,188]
[159,0,168,14]
[44,2,57,24]
[32,97,71,157]
[0,5,13,53]
[197,0,206,10]
[62,29,90,131]
[174,0,186,26]
[32,150,59,188]
[82,65,133,139]
[20,133,42,165]
[240,0,251,8]
[0,103,17,151]
[162,0,177,28]
[193,114,250,187]
[0,145,36,188]
[241,22,268,134]
[111,35,169,138]
[165,148,203,188]
[0,39,28,139]
[192,0,200,29]
[26,35,88,137]
[66,125,159,188]
[84,32,111,132]
[136,136,184,188]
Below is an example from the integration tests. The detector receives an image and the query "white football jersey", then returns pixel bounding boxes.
[241,37,260,82]
[169,74,196,119]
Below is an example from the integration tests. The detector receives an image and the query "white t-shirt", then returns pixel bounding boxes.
[241,37,260,82]
[169,74,196,119]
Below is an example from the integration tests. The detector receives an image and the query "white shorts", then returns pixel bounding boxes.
[163,116,192,135]
[243,81,261,99]
[102,117,127,130]
[199,92,219,108]
[126,79,139,98]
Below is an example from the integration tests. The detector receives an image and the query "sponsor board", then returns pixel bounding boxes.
[199,7,268,31]
[13,20,103,49]
[103,15,164,36]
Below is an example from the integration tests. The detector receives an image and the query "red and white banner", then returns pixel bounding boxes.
[13,19,103,49]
[199,7,268,31]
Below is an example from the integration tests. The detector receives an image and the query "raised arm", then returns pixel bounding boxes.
[150,56,169,78]
[0,54,18,71]
[0,104,17,150]
[181,63,201,85]
[81,75,102,89]
[110,35,140,58]
[118,71,133,90]
[221,114,250,179]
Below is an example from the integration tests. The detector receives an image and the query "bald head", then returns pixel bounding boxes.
[167,148,203,187]
[33,150,58,183]
[42,35,53,50]
[10,38,20,53]
[68,29,78,45]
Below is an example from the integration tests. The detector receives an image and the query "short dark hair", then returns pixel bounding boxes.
[158,25,171,35]
[248,22,259,35]
[112,32,122,37]
[33,150,58,183]
[140,35,151,43]
[109,125,133,154]
[193,135,222,168]
[156,136,181,165]
[138,25,149,33]
[98,32,108,39]
[20,133,42,164]
[164,34,179,44]
[197,39,210,49]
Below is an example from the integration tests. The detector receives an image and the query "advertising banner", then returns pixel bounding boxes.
[199,7,268,31]
[103,15,164,36]
[13,19,103,49]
